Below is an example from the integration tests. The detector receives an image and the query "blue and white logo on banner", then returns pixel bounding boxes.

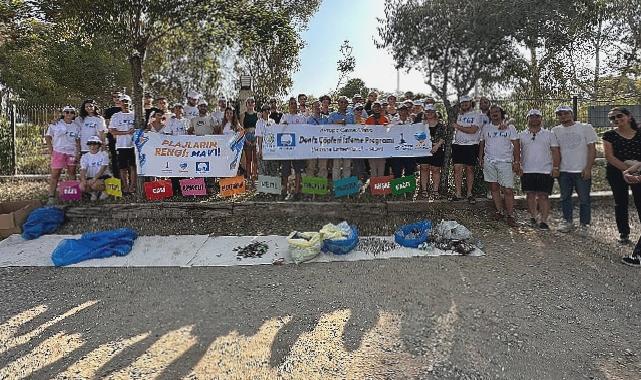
[195,162,210,173]
[277,133,296,147]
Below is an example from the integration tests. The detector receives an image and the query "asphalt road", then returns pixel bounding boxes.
[1,206,640,379]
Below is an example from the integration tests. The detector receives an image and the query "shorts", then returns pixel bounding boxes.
[483,160,514,188]
[521,173,554,194]
[51,150,77,169]
[117,148,136,170]
[281,160,305,177]
[417,149,444,167]
[451,144,479,166]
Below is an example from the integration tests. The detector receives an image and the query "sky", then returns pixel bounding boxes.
[288,0,427,98]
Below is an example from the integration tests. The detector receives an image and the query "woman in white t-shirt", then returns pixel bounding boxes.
[79,136,111,201]
[221,106,242,135]
[76,99,107,154]
[45,105,81,204]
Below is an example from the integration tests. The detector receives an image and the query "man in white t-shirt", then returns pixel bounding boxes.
[518,109,561,230]
[552,105,598,233]
[188,100,217,136]
[79,136,111,200]
[279,97,307,200]
[164,104,189,135]
[183,91,201,120]
[108,95,137,194]
[451,95,482,203]
[478,104,520,227]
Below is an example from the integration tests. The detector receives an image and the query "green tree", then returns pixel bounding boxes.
[334,40,355,95]
[337,78,369,99]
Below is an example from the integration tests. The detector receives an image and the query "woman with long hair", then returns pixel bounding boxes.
[418,104,446,198]
[242,97,258,181]
[45,106,81,204]
[220,106,242,135]
[602,107,641,246]
[77,99,107,154]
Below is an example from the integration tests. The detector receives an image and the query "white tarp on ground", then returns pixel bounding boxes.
[0,234,483,268]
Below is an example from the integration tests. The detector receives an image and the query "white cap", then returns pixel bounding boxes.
[413,100,424,106]
[198,99,208,106]
[459,95,472,103]
[62,105,76,113]
[354,103,364,108]
[173,102,184,108]
[87,136,102,145]
[119,95,131,102]
[187,91,201,99]
[526,109,542,117]
[424,104,437,112]
[555,105,573,114]
[218,95,227,101]
[387,94,397,100]
[403,99,413,105]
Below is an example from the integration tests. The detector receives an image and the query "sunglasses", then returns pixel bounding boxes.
[63,111,75,114]
[609,114,625,121]
[531,132,537,141]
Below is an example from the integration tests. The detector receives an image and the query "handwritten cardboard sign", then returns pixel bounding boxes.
[302,176,329,195]
[104,177,122,198]
[257,175,282,195]
[369,176,394,196]
[391,175,416,196]
[58,181,82,201]
[219,176,246,197]
[179,178,207,196]
[144,180,173,201]
[333,176,361,198]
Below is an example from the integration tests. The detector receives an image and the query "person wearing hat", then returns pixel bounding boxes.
[212,96,227,126]
[351,94,367,119]
[45,105,81,204]
[79,136,111,201]
[412,100,424,123]
[327,96,356,181]
[108,95,137,194]
[306,100,330,180]
[187,100,216,136]
[390,104,417,179]
[184,91,201,120]
[551,105,597,233]
[518,109,560,230]
[450,95,482,203]
[386,94,398,119]
[163,103,188,135]
[77,99,107,155]
[365,101,390,178]
[418,104,447,198]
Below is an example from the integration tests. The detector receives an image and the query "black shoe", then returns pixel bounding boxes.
[621,255,641,267]
[529,218,537,227]
[449,195,463,202]
[538,222,550,230]
[618,236,632,245]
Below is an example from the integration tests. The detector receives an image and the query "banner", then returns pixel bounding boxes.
[257,175,282,195]
[179,178,207,196]
[144,180,173,201]
[333,176,361,198]
[58,181,81,201]
[262,124,432,159]
[302,176,329,195]
[104,177,122,197]
[369,176,394,196]
[391,176,416,196]
[219,176,246,197]
[133,130,245,177]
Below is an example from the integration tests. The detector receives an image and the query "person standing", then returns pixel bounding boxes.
[306,100,329,179]
[164,104,189,136]
[280,97,307,200]
[242,97,259,181]
[183,91,201,120]
[327,96,355,180]
[188,100,216,136]
[45,106,81,204]
[212,96,228,126]
[450,95,481,203]
[103,91,122,177]
[390,104,417,178]
[298,93,310,117]
[519,109,560,229]
[622,165,641,266]
[77,100,107,155]
[478,105,520,227]
[108,95,137,194]
[365,101,389,178]
[602,107,641,244]
[418,105,446,198]
[256,105,279,177]
[269,98,283,124]
[552,105,598,233]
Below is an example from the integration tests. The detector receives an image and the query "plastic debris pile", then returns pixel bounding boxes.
[418,220,484,256]
[234,241,269,259]
[356,237,400,256]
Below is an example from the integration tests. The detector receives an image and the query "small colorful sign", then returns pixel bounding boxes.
[144,180,173,201]
[369,175,394,196]
[104,177,122,197]
[302,176,329,195]
[179,178,207,196]
[333,176,361,198]
[219,176,246,197]
[58,181,81,201]
[257,175,282,195]
[391,175,416,196]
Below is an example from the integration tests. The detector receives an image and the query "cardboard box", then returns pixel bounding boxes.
[0,200,42,238]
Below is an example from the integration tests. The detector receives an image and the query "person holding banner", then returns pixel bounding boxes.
[450,95,481,203]
[256,104,279,177]
[390,104,417,178]
[365,101,389,177]
[77,99,107,155]
[306,100,329,179]
[418,104,446,198]
[108,95,137,194]
[188,100,216,136]
[280,97,307,200]
[146,109,166,133]
[79,136,111,201]
[164,104,189,135]
[45,106,81,204]
[183,91,201,120]
[327,96,355,180]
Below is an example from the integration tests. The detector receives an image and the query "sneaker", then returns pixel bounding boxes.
[578,224,590,237]
[284,193,294,201]
[538,222,550,230]
[621,255,641,267]
[99,191,109,200]
[90,192,98,201]
[618,235,632,245]
[558,221,574,233]
[467,195,476,204]
[506,216,517,227]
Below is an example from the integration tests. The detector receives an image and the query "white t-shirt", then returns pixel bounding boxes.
[480,122,519,162]
[183,105,199,120]
[77,116,107,152]
[80,151,111,178]
[255,117,275,137]
[519,128,559,174]
[552,123,598,173]
[222,121,236,135]
[46,120,80,154]
[391,117,413,125]
[164,116,188,135]
[453,111,482,145]
[190,116,216,136]
[109,111,135,149]
[280,113,307,125]
[211,110,225,126]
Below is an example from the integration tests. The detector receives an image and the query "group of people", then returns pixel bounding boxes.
[43,90,641,267]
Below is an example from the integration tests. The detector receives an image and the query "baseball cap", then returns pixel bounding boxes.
[260,105,270,112]
[187,91,201,99]
[526,109,542,117]
[198,99,208,106]
[555,105,573,114]
[459,95,472,103]
[354,103,364,109]
[218,95,227,101]
[398,104,409,110]
[119,95,131,102]
[87,136,102,145]
[62,105,76,113]
[413,100,424,106]
[173,102,184,108]
[387,94,397,100]
[424,104,437,112]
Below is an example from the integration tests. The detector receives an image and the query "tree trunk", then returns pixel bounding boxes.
[528,44,542,106]
[439,99,456,195]
[129,46,147,195]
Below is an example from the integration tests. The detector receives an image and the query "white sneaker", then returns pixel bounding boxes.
[558,221,574,233]
[90,192,98,201]
[99,191,109,200]
[578,224,590,237]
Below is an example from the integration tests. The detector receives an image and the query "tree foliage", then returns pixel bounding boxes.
[337,78,369,99]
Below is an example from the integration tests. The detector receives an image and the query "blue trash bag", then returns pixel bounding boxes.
[321,224,359,255]
[21,207,65,240]
[394,220,432,248]
[51,228,138,267]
